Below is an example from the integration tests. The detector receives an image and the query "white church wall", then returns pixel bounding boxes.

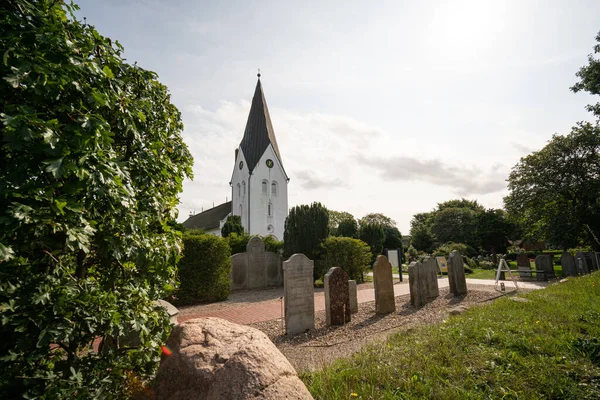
[248,144,288,240]
[231,150,249,231]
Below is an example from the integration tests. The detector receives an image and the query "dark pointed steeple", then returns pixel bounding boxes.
[239,76,282,173]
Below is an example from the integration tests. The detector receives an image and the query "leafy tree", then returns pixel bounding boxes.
[319,237,372,282]
[359,213,396,227]
[475,209,517,254]
[571,31,600,120]
[328,210,355,235]
[0,1,193,398]
[409,212,435,252]
[431,207,478,247]
[437,198,485,213]
[505,31,600,251]
[284,202,329,279]
[505,123,600,250]
[358,223,385,262]
[221,215,244,237]
[336,217,359,238]
[383,226,403,249]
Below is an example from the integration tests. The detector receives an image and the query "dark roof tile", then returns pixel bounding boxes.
[239,78,283,173]
[183,201,232,230]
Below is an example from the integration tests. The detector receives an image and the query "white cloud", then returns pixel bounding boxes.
[357,155,509,196]
[177,100,514,232]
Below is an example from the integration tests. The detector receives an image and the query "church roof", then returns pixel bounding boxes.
[239,78,283,173]
[183,201,232,231]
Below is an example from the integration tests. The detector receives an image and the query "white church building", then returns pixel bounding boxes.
[183,75,289,240]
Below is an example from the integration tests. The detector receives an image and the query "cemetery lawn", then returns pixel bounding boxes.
[301,272,600,399]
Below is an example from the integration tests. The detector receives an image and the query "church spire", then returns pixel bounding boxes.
[239,75,282,173]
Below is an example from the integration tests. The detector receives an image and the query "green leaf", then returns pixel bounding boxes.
[102,65,114,79]
[44,158,63,178]
[0,243,15,262]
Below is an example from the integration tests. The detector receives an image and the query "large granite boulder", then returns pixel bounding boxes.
[154,317,313,400]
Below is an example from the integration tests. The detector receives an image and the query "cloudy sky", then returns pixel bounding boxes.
[77,0,599,233]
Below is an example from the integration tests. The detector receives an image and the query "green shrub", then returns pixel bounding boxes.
[176,233,231,305]
[262,235,284,254]
[226,232,251,254]
[221,215,244,237]
[319,237,372,282]
[433,241,478,258]
[406,245,418,262]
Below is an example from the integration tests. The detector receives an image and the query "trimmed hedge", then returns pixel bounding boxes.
[175,233,231,305]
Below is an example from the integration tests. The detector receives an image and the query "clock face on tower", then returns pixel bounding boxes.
[239,161,244,170]
[266,159,274,168]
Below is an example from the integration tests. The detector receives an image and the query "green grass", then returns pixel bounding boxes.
[466,268,500,280]
[302,272,600,399]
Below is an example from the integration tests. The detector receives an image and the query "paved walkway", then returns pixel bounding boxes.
[178,278,548,325]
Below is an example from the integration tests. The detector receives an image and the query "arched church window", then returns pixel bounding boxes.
[262,180,268,194]
[271,181,278,196]
[268,202,272,217]
[237,183,240,197]
[239,204,242,217]
[242,181,246,195]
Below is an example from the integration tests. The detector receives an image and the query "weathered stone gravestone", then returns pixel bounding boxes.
[447,250,468,296]
[408,261,428,307]
[422,256,440,299]
[560,251,577,277]
[324,267,351,325]
[283,254,315,335]
[576,252,589,275]
[535,255,554,281]
[373,255,396,314]
[516,252,532,278]
[247,237,267,289]
[230,253,248,291]
[348,280,358,314]
[586,252,599,271]
[230,237,283,290]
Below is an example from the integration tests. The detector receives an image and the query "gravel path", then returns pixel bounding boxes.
[177,281,387,316]
[250,285,511,372]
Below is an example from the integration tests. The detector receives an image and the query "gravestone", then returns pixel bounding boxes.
[447,250,468,296]
[576,252,589,275]
[422,256,440,298]
[408,261,428,307]
[324,267,351,326]
[230,238,283,290]
[586,252,599,271]
[534,255,554,281]
[282,254,315,335]
[348,280,358,314]
[230,253,248,291]
[516,253,531,278]
[247,237,266,289]
[373,255,396,314]
[264,252,282,287]
[560,251,577,277]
